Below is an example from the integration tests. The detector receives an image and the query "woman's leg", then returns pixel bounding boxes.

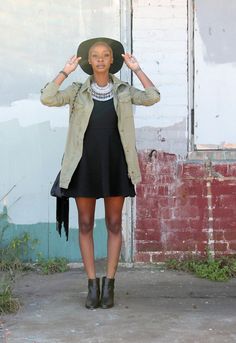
[75,197,96,279]
[104,196,125,278]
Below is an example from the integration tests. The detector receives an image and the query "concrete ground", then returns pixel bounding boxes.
[1,260,236,343]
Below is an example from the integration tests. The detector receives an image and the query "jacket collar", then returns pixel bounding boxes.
[80,73,128,93]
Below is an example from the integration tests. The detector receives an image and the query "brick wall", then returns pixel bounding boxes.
[135,151,236,262]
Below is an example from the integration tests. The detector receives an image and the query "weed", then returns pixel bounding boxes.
[166,252,236,281]
[0,206,39,272]
[36,256,69,274]
[0,275,20,314]
[0,232,39,272]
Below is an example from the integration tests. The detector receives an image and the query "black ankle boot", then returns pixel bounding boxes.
[100,276,115,309]
[85,277,100,309]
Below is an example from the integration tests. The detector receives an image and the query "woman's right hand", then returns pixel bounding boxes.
[63,55,82,75]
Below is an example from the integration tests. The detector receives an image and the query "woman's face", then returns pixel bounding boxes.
[88,43,113,74]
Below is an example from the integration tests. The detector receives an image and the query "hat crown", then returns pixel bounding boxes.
[77,37,125,75]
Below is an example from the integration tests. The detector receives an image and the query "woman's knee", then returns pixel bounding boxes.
[79,218,94,234]
[106,217,122,234]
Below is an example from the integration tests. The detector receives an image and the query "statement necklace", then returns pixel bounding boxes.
[91,81,113,101]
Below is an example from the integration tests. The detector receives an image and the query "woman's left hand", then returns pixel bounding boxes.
[122,53,141,72]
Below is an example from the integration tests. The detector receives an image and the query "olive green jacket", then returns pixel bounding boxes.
[40,74,160,189]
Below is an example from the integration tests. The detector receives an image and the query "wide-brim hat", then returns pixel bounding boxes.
[77,37,125,75]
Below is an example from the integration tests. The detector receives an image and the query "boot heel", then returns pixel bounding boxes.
[100,276,115,309]
[85,277,100,309]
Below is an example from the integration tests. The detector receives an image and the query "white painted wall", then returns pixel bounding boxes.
[132,0,188,156]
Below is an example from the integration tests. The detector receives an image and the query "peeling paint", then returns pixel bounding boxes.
[136,118,187,157]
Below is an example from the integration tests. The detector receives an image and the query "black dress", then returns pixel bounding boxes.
[60,98,136,199]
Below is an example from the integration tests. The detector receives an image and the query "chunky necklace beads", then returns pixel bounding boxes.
[91,81,113,101]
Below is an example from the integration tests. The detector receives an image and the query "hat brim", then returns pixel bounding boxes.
[77,37,125,75]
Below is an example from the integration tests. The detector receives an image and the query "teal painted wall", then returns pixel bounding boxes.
[1,207,107,262]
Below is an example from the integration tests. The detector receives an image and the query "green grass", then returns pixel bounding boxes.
[0,232,39,272]
[36,256,69,274]
[166,254,236,281]
[0,275,20,314]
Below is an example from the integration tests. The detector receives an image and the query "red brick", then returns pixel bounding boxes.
[160,219,190,230]
[158,175,175,184]
[211,181,236,196]
[151,253,166,262]
[137,218,159,231]
[134,252,151,263]
[136,197,158,212]
[136,206,155,219]
[213,230,225,241]
[173,196,189,206]
[196,242,208,253]
[164,240,196,251]
[223,231,236,241]
[175,184,205,200]
[213,218,236,230]
[173,206,200,219]
[212,208,235,218]
[136,202,160,219]
[157,196,176,207]
[228,242,236,251]
[188,196,207,207]
[135,229,161,241]
[157,185,170,196]
[160,207,173,219]
[154,152,176,163]
[158,165,175,175]
[214,243,229,252]
[181,163,205,178]
[228,164,236,177]
[213,164,228,177]
[189,219,206,230]
[163,230,206,246]
[213,195,236,208]
[177,163,183,177]
[139,173,158,184]
[136,241,162,252]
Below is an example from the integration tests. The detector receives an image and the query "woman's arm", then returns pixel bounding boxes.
[40,55,81,106]
[122,53,160,105]
[53,55,81,86]
[122,53,154,89]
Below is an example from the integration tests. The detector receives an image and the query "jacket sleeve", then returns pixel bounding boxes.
[40,81,80,107]
[129,85,160,106]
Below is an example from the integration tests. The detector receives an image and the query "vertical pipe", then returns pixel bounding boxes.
[187,0,195,152]
[119,0,133,263]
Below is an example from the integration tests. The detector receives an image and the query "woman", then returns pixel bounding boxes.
[40,37,160,310]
